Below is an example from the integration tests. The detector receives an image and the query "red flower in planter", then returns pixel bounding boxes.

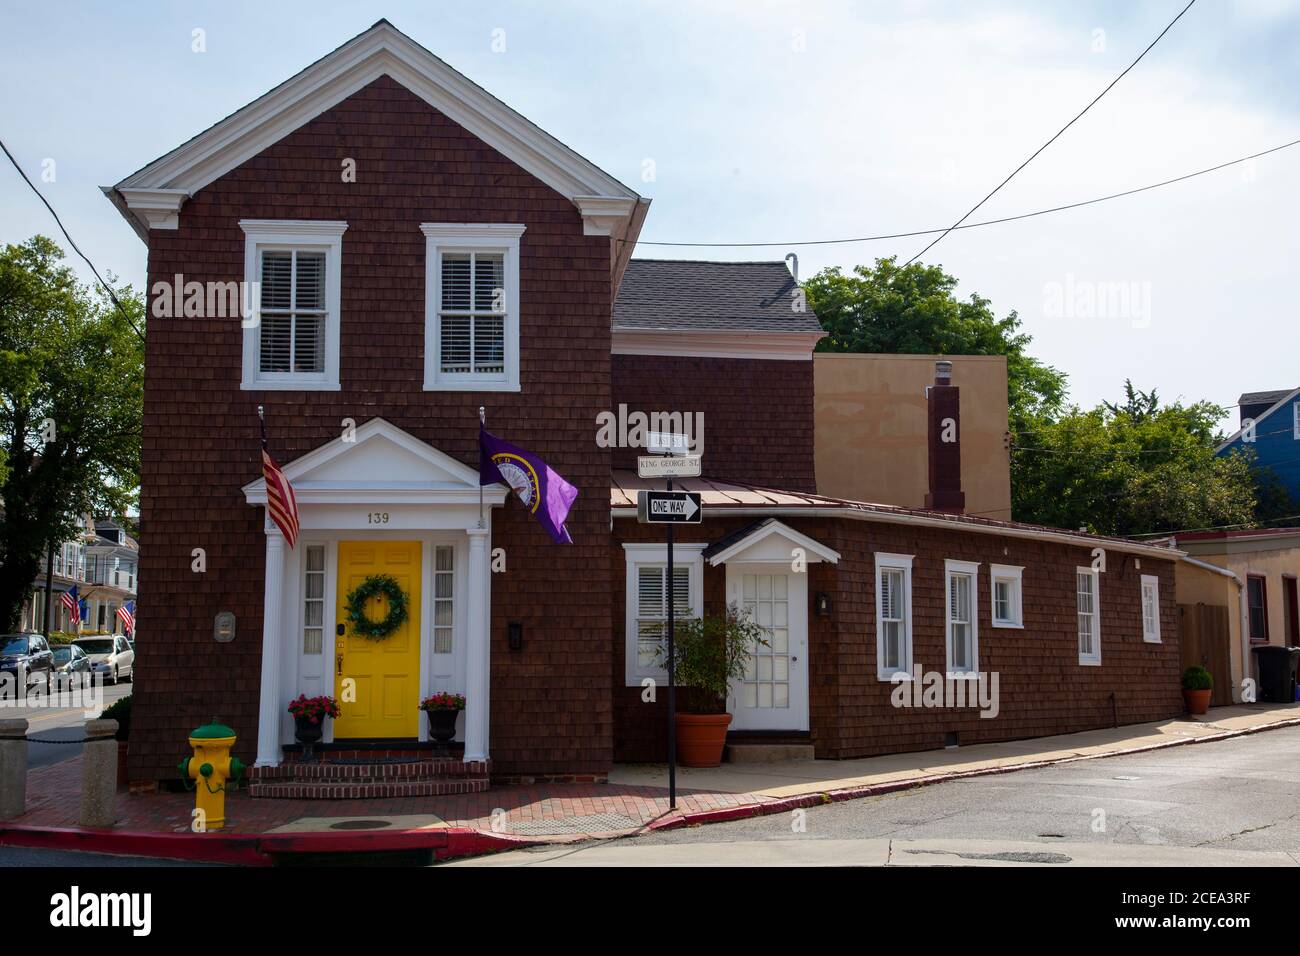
[288,694,340,722]
[419,692,466,712]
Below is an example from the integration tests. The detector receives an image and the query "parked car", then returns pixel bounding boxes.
[0,633,54,691]
[51,643,92,686]
[73,635,135,685]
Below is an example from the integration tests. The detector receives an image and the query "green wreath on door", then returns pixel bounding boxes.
[344,574,409,641]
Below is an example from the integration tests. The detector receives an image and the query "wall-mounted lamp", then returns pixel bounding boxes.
[213,611,236,643]
[814,592,832,618]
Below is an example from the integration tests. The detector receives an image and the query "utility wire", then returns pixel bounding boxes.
[0,136,146,344]
[904,0,1198,266]
[630,136,1295,248]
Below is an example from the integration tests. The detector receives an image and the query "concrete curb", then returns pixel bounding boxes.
[646,715,1300,832]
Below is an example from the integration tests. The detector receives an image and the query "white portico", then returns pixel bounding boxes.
[242,417,506,767]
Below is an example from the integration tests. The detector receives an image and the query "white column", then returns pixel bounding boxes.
[255,527,286,767]
[463,527,491,763]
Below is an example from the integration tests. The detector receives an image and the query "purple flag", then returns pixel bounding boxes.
[479,426,578,544]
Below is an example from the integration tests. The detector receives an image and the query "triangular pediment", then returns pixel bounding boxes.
[704,519,840,567]
[107,20,642,248]
[243,417,506,507]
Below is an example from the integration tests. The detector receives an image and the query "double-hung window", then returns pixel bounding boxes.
[990,564,1024,628]
[1140,574,1161,643]
[1077,567,1101,665]
[623,544,704,686]
[422,224,524,391]
[240,220,345,390]
[1247,575,1269,642]
[875,553,914,680]
[945,560,980,676]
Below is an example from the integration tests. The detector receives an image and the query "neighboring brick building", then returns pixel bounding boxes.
[106,21,1185,791]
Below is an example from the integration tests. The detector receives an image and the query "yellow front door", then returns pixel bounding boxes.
[334,540,422,739]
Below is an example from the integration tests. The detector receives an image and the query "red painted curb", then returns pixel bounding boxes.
[0,822,534,865]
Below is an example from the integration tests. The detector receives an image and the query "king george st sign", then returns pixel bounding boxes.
[637,490,703,524]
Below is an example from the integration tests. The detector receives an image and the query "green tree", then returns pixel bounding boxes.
[0,236,144,631]
[804,256,1068,427]
[1011,382,1257,536]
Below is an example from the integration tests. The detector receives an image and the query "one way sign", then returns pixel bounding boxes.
[637,490,702,524]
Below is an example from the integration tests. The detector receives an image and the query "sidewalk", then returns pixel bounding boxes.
[3,702,1298,864]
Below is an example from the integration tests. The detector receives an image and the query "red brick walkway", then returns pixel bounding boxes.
[17,757,774,840]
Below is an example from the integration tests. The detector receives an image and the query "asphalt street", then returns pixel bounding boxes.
[2,678,133,769]
[454,725,1300,866]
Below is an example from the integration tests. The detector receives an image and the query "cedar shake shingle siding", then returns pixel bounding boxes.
[131,76,613,780]
[613,516,1181,763]
[611,354,817,491]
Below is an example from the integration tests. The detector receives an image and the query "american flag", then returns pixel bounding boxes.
[117,600,135,635]
[260,408,300,548]
[60,585,81,626]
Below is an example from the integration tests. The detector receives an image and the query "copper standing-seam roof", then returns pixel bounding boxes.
[610,470,1182,559]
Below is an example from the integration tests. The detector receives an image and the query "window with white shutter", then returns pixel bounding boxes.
[240,220,345,390]
[945,560,980,675]
[1077,568,1101,664]
[422,224,524,391]
[1140,574,1161,643]
[623,543,705,685]
[875,553,913,680]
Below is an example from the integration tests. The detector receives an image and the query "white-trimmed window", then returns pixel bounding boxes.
[1294,401,1300,440]
[990,564,1024,628]
[240,220,346,390]
[1077,567,1101,665]
[421,223,524,392]
[1140,573,1161,644]
[302,545,325,655]
[875,553,914,680]
[945,559,980,676]
[623,543,705,686]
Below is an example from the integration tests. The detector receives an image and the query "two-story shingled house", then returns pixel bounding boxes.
[107,21,1187,794]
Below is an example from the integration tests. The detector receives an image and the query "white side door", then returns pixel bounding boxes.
[726,563,809,731]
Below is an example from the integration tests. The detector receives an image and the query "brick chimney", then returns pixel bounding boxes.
[925,360,965,513]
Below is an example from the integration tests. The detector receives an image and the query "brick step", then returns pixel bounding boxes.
[249,757,489,783]
[247,776,489,800]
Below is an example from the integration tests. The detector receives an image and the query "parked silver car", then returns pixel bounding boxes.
[72,635,135,685]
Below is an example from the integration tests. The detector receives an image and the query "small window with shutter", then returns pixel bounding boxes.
[875,553,913,680]
[623,544,705,685]
[422,224,524,392]
[1140,574,1161,644]
[944,560,980,676]
[239,220,345,390]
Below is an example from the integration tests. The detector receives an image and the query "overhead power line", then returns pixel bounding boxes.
[904,0,1198,265]
[0,135,146,344]
[630,136,1297,249]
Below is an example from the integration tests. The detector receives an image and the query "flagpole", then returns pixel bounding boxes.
[478,406,486,529]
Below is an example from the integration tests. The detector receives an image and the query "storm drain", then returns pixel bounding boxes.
[906,848,1072,865]
[507,812,643,836]
[329,819,392,831]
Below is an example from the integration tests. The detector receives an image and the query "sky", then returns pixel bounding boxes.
[2,0,1298,430]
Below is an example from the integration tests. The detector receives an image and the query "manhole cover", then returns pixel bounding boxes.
[507,812,642,836]
[329,819,393,831]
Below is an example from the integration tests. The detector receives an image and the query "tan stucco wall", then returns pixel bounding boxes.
[1176,535,1300,700]
[813,353,1011,518]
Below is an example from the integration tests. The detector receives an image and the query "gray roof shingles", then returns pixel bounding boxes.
[612,259,824,334]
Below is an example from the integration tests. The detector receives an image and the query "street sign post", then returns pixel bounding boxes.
[637,455,702,479]
[637,490,702,524]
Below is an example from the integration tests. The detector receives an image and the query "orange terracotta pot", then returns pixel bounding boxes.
[1183,688,1212,715]
[675,713,733,768]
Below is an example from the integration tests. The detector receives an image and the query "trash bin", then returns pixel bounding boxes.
[1251,645,1300,703]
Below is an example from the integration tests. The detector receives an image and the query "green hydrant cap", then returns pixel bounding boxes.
[190,717,236,739]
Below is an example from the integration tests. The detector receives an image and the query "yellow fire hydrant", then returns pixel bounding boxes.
[178,719,245,831]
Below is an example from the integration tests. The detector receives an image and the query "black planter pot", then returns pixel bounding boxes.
[293,714,326,762]
[425,708,460,747]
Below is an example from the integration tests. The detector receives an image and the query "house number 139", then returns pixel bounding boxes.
[367,512,390,524]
